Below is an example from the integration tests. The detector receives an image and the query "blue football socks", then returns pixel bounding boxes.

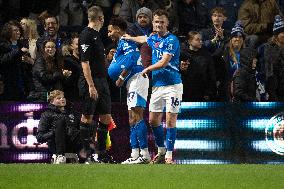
[152,125,165,147]
[130,125,139,149]
[166,127,177,151]
[136,120,148,149]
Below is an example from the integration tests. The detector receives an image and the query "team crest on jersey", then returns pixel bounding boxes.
[158,42,164,48]
[81,44,89,53]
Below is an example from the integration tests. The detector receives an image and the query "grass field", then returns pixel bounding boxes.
[1,164,284,189]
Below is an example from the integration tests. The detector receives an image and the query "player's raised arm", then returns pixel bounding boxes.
[122,34,147,44]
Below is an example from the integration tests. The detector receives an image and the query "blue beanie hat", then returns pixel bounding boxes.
[231,20,245,38]
[273,15,284,35]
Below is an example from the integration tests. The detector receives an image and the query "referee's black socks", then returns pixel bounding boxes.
[80,122,92,156]
[96,121,108,153]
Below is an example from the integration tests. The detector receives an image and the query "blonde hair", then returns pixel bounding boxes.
[48,90,64,102]
[62,44,72,56]
[21,18,39,40]
[229,37,244,63]
[270,35,284,47]
[88,6,103,22]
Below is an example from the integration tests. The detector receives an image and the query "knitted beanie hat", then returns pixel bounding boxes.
[231,20,245,38]
[136,7,152,21]
[273,15,284,35]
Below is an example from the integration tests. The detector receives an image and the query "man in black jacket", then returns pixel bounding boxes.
[36,90,82,164]
[36,15,67,51]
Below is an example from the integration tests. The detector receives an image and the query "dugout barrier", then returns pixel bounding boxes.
[0,102,284,164]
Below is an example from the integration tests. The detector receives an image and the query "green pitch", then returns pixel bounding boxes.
[1,164,284,189]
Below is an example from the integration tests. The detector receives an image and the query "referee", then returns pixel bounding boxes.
[78,6,112,163]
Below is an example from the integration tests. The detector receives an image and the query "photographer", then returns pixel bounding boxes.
[36,90,82,164]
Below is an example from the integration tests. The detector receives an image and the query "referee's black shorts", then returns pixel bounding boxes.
[80,78,111,115]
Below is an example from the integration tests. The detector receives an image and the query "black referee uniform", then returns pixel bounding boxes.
[79,27,111,115]
[78,27,111,159]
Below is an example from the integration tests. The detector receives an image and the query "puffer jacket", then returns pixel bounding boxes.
[36,103,80,143]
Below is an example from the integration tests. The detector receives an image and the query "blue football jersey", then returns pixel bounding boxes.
[108,39,143,82]
[147,33,182,86]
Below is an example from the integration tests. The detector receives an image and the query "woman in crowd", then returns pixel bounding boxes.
[28,39,71,102]
[20,18,39,63]
[0,20,30,101]
[218,21,245,101]
[180,31,216,101]
[20,18,40,94]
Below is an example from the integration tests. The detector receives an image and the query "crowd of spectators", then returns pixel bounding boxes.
[0,0,284,102]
